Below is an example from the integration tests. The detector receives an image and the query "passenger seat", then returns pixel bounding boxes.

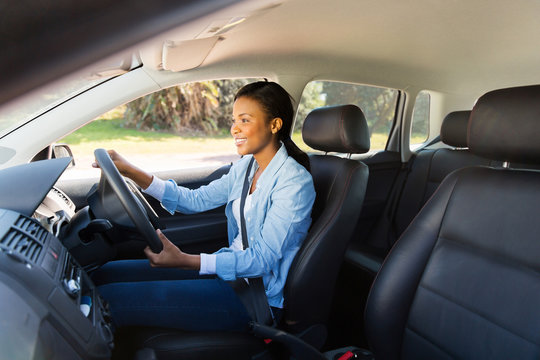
[346,110,500,274]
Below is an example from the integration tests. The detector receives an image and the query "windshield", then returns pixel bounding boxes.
[0,76,104,138]
[0,55,139,139]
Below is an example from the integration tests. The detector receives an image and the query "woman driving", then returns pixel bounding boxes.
[92,81,315,332]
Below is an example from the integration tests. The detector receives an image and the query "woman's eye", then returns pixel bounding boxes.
[231,118,249,125]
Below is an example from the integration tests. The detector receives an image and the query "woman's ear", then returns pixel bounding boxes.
[271,117,283,134]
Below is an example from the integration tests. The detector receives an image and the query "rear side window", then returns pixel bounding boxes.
[293,81,399,152]
[410,90,430,148]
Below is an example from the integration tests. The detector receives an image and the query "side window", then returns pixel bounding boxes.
[58,79,259,180]
[293,81,399,152]
[410,90,430,148]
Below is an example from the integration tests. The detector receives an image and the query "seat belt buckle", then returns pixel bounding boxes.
[337,350,356,360]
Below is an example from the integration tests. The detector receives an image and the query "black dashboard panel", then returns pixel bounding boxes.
[0,157,72,217]
[0,207,113,359]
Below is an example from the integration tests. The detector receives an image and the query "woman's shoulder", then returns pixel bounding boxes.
[280,156,314,186]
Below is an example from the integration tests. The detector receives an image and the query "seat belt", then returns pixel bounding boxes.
[385,155,415,249]
[384,136,442,249]
[230,157,274,326]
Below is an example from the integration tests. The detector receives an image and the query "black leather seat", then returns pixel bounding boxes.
[392,110,500,245]
[115,104,371,359]
[347,110,499,274]
[365,85,540,359]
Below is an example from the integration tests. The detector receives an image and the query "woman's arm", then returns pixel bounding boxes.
[160,173,231,215]
[94,149,238,215]
[159,155,250,214]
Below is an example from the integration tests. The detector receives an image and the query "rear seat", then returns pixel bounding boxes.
[346,110,501,273]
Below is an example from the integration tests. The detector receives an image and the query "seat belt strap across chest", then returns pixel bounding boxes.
[238,157,274,326]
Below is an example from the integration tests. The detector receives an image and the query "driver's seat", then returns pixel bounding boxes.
[113,104,371,359]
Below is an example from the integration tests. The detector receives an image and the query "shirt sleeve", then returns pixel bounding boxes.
[199,253,217,275]
[214,168,315,280]
[142,175,167,201]
[159,169,233,215]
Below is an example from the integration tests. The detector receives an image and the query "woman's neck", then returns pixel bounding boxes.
[253,141,280,172]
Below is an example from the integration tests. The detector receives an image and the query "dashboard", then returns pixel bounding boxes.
[0,158,113,359]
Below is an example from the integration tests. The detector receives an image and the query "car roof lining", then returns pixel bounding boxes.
[4,0,540,107]
[140,0,540,100]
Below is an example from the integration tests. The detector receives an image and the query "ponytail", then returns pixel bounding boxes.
[281,136,310,172]
[235,81,311,172]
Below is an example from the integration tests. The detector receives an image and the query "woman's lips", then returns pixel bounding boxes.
[235,138,247,146]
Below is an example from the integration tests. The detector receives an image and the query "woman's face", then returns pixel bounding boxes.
[231,96,281,157]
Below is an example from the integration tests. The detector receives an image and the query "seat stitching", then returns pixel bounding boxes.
[417,282,540,346]
[438,235,540,276]
[404,325,457,358]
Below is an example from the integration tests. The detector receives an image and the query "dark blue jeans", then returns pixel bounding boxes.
[92,260,251,332]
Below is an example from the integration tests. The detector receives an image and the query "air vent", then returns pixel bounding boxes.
[51,188,69,206]
[0,216,46,263]
[50,187,75,210]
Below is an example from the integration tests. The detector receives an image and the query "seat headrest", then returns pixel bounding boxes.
[440,110,471,148]
[301,105,370,153]
[469,85,540,164]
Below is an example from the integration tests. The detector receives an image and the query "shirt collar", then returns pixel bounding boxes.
[250,142,288,190]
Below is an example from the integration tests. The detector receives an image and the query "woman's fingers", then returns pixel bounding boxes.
[144,229,183,267]
[92,149,132,175]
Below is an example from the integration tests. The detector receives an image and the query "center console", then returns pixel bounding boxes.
[0,208,113,359]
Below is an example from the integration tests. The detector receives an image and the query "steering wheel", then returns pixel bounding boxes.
[93,148,163,253]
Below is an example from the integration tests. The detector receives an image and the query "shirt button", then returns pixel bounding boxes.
[250,236,254,241]
[247,217,251,221]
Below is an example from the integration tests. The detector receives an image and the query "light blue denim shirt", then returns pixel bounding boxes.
[159,144,315,308]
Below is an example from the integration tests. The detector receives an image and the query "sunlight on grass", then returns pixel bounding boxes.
[60,118,236,156]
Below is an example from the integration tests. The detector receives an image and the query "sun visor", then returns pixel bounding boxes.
[162,36,221,72]
[140,1,284,72]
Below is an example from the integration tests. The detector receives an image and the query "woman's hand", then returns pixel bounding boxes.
[92,149,133,176]
[92,149,153,189]
[144,230,201,270]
